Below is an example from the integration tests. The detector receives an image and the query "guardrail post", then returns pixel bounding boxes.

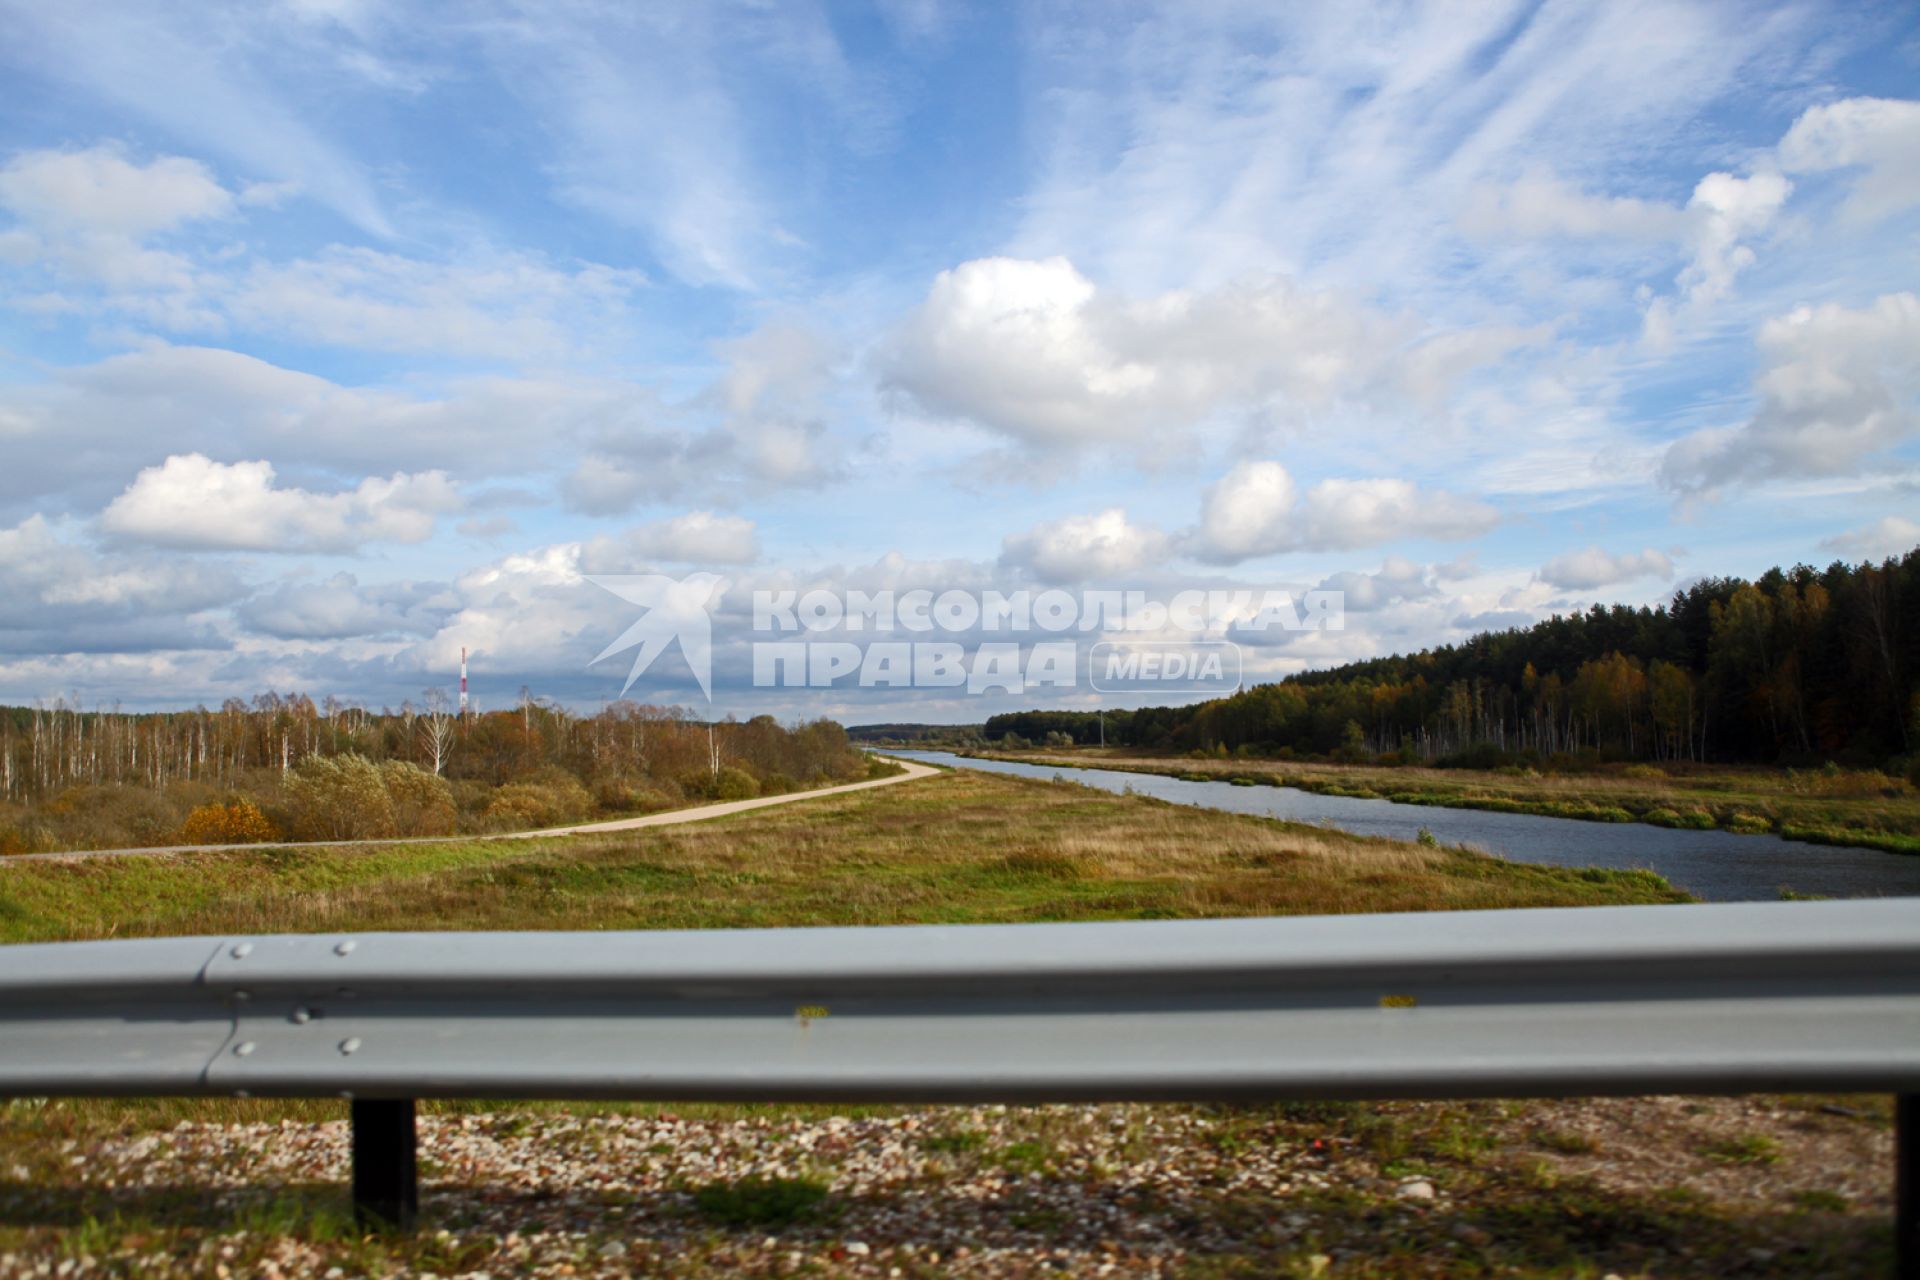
[351,1098,418,1232]
[1900,1094,1916,1280]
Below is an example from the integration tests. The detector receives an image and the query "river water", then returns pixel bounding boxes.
[889,750,1920,903]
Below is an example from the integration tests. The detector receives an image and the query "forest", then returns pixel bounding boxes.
[987,549,1920,773]
[0,697,874,854]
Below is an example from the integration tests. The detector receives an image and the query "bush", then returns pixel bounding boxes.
[379,761,456,836]
[279,755,395,841]
[1435,743,1518,770]
[485,769,593,829]
[177,800,279,845]
[39,784,182,848]
[713,766,760,801]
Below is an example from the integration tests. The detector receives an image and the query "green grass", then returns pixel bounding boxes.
[0,768,1687,945]
[1532,1128,1601,1155]
[689,1175,835,1229]
[1700,1133,1783,1166]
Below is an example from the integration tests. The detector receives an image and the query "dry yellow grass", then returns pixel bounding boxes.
[0,768,1684,945]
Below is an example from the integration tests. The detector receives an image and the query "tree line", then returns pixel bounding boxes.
[0,695,872,853]
[987,548,1920,770]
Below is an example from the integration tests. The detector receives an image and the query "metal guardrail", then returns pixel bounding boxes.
[1,899,1917,1246]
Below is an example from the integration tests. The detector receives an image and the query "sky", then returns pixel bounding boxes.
[0,0,1917,721]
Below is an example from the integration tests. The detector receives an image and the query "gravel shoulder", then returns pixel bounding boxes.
[0,1093,1893,1278]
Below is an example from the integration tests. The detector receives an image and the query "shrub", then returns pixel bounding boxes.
[712,766,760,801]
[280,754,395,841]
[484,770,593,829]
[379,761,456,836]
[177,800,279,845]
[39,784,182,848]
[1435,744,1515,771]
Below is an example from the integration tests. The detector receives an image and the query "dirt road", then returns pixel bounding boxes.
[0,758,939,864]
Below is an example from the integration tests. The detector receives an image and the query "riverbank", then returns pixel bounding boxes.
[962,749,1920,858]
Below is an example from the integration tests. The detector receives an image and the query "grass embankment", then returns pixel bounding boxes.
[5,771,1891,1276]
[968,748,1920,856]
[0,766,1683,944]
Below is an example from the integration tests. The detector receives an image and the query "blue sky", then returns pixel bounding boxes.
[0,0,1916,719]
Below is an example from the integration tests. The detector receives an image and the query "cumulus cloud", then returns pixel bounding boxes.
[236,572,454,639]
[1675,169,1791,309]
[998,508,1171,583]
[1538,546,1675,591]
[98,454,462,552]
[1315,557,1440,612]
[581,511,759,569]
[1661,292,1920,492]
[1817,516,1920,562]
[1190,462,1497,563]
[1779,97,1920,224]
[879,256,1517,448]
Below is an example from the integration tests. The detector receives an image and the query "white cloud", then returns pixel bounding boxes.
[225,246,647,361]
[1675,169,1791,309]
[1779,96,1920,224]
[0,3,393,235]
[1461,171,1689,241]
[1295,479,1499,551]
[581,512,759,569]
[0,144,231,236]
[1192,461,1298,562]
[236,572,453,639]
[880,256,1513,449]
[0,514,241,654]
[1817,516,1920,562]
[1537,545,1674,591]
[0,144,230,298]
[999,508,1171,583]
[1661,292,1920,492]
[99,453,462,552]
[1190,462,1497,563]
[1316,557,1439,613]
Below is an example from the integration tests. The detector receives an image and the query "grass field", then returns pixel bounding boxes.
[1,768,1898,1276]
[0,766,1686,945]
[966,748,1920,856]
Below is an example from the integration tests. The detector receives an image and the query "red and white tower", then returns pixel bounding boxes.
[459,646,469,715]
